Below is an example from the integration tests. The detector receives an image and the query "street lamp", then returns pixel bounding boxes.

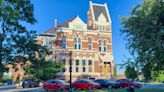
[69,51,72,92]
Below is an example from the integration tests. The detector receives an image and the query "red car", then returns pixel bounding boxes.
[72,79,101,90]
[117,79,141,88]
[43,80,69,91]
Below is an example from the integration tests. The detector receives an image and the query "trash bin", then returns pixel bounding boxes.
[7,80,12,85]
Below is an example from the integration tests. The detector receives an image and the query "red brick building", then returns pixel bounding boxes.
[37,1,114,80]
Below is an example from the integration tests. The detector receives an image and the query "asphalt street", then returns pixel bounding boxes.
[1,84,164,92]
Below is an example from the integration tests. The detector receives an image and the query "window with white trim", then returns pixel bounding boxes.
[74,36,82,50]
[78,37,81,49]
[99,40,102,51]
[75,59,79,72]
[88,38,92,50]
[82,59,86,66]
[88,59,93,72]
[82,67,86,72]
[62,36,66,49]
[74,38,77,49]
[103,40,107,52]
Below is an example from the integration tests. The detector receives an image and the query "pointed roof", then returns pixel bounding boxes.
[90,1,110,22]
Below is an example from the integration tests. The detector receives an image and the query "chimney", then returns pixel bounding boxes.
[54,19,57,28]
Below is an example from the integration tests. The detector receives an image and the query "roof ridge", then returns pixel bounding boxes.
[58,17,76,27]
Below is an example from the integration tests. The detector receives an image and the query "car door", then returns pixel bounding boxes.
[47,80,58,90]
[78,80,86,89]
[82,81,90,89]
[122,79,131,87]
[73,80,80,88]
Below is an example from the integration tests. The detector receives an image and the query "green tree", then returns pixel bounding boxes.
[27,59,64,81]
[121,0,164,80]
[125,65,138,81]
[114,65,117,78]
[0,0,38,78]
[0,0,62,80]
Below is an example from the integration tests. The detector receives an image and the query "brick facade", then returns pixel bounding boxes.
[37,1,114,80]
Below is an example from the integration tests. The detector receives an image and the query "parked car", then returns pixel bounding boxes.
[43,79,69,91]
[117,79,141,88]
[94,79,120,89]
[88,77,95,81]
[22,79,40,88]
[72,79,101,90]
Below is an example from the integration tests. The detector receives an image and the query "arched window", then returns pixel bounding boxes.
[103,40,107,52]
[62,36,66,49]
[88,57,93,72]
[99,40,102,51]
[88,38,92,50]
[74,38,77,49]
[74,36,82,50]
[78,37,81,49]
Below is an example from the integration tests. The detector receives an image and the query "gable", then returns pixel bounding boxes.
[98,13,107,22]
[69,16,87,30]
[92,5,109,22]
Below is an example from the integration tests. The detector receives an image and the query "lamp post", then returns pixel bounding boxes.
[69,51,72,92]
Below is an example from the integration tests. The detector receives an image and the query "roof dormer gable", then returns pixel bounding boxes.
[69,16,87,30]
[98,13,107,23]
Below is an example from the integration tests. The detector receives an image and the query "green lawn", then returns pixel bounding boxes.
[70,89,164,92]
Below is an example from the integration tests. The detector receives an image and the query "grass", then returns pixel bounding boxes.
[68,89,164,92]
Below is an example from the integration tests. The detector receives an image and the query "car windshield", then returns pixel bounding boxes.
[86,80,94,83]
[103,79,112,83]
[24,79,31,81]
[57,80,66,84]
[109,78,118,82]
[77,79,94,83]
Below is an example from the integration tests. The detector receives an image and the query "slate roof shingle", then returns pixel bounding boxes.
[92,5,109,22]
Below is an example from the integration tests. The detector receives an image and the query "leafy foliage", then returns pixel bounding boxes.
[121,0,164,80]
[113,65,117,78]
[0,0,62,80]
[0,0,37,63]
[27,59,64,81]
[124,65,138,80]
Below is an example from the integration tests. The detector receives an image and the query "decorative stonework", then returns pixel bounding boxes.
[37,1,114,80]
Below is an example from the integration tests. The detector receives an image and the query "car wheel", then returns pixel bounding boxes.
[22,86,25,88]
[44,88,48,91]
[72,86,76,90]
[108,85,112,89]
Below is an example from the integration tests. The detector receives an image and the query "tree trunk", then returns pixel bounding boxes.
[0,38,2,65]
[0,22,5,65]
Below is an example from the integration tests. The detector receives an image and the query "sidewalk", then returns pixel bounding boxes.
[0,85,16,91]
[2,87,43,92]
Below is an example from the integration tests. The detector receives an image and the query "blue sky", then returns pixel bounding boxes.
[29,0,143,74]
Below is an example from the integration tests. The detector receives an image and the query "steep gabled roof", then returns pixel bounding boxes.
[39,28,56,37]
[90,1,111,22]
[44,28,56,34]
[92,5,109,22]
[58,17,76,28]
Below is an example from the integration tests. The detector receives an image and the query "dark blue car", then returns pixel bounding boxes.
[22,79,39,88]
[94,79,120,89]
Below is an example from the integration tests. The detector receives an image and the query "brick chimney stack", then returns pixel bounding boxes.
[54,19,57,28]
